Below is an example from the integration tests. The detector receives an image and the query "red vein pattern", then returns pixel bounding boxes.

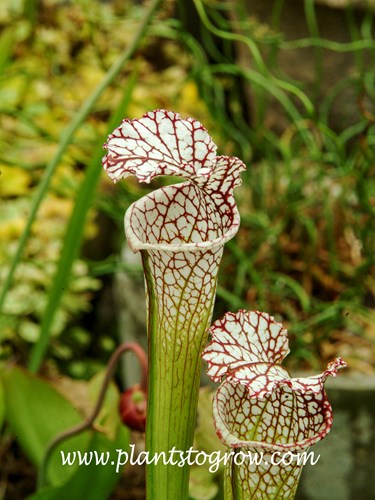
[107,110,247,377]
[216,382,333,499]
[203,310,347,498]
[102,110,246,496]
[104,111,246,391]
[103,109,217,183]
[213,382,335,452]
[203,310,346,398]
[202,310,290,385]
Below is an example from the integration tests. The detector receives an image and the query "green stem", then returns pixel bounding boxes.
[142,247,221,499]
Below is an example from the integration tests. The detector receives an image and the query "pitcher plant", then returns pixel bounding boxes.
[103,110,245,498]
[203,310,347,499]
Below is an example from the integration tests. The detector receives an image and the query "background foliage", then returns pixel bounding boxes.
[0,0,374,498]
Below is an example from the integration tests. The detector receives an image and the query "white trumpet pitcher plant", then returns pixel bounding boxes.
[203,310,347,499]
[103,110,245,498]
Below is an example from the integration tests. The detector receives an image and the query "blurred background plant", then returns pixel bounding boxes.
[0,0,374,498]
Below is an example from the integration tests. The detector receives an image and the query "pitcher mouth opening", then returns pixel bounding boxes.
[213,382,333,454]
[125,182,241,253]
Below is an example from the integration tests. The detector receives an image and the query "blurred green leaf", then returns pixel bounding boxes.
[1,365,89,485]
[270,273,311,312]
[0,376,5,430]
[0,26,16,73]
[28,67,139,373]
[189,464,219,500]
[28,427,130,500]
[195,387,226,458]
